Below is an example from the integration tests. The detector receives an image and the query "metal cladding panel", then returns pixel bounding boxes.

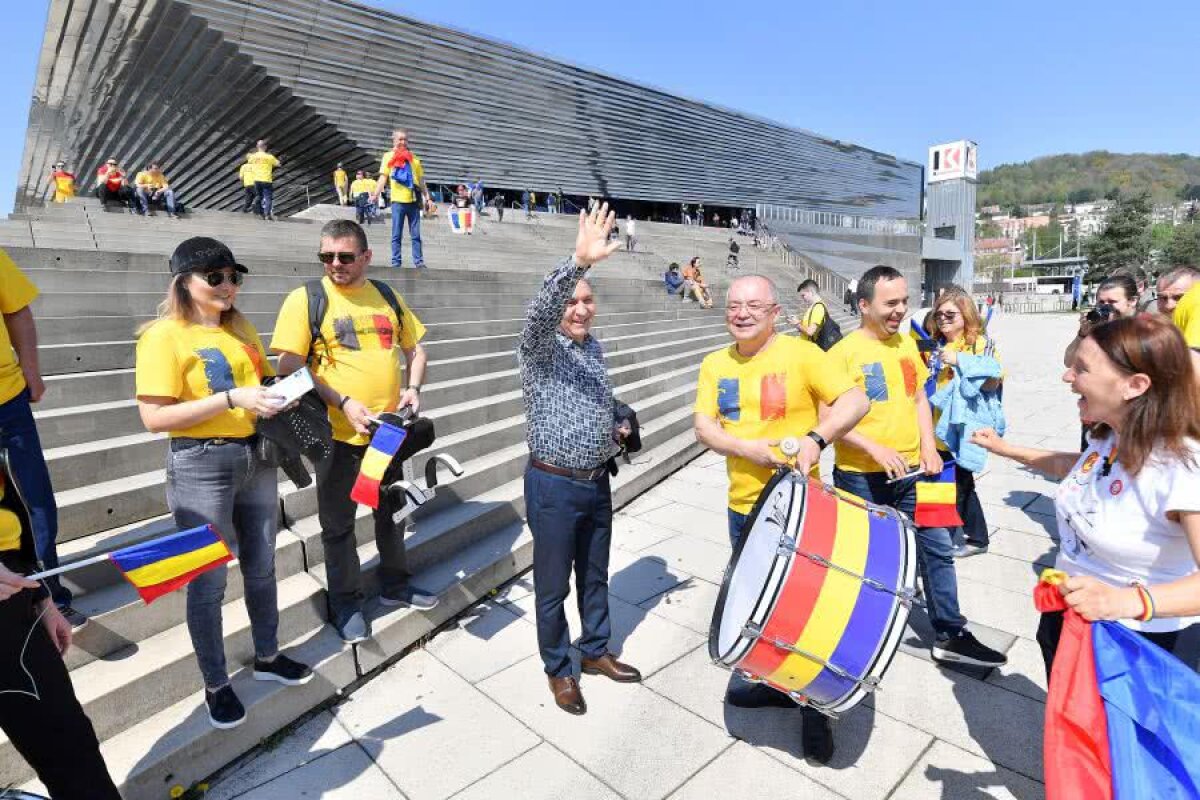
[925,179,976,286]
[19,0,924,217]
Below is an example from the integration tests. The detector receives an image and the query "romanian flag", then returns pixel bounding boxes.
[350,422,407,509]
[448,206,474,234]
[1036,570,1200,799]
[109,525,233,604]
[914,464,963,527]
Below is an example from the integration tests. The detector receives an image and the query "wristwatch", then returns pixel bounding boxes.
[806,431,829,452]
[407,385,422,394]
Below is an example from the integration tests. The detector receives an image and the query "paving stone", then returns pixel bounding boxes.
[226,743,404,799]
[334,650,539,800]
[977,487,1044,513]
[891,739,1046,799]
[450,742,620,800]
[979,505,1057,539]
[900,610,1016,670]
[611,513,685,554]
[1024,494,1056,517]
[670,466,730,490]
[490,574,535,604]
[666,741,839,799]
[205,711,354,800]
[620,491,675,518]
[645,479,730,513]
[638,576,722,635]
[957,576,1044,640]
[637,533,731,585]
[607,546,694,605]
[478,654,730,800]
[426,601,539,684]
[870,652,1044,782]
[693,451,726,468]
[985,528,1059,567]
[643,646,930,800]
[633,501,730,546]
[954,552,1047,594]
[985,636,1049,703]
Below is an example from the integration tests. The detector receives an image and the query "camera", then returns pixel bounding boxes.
[1086,302,1117,324]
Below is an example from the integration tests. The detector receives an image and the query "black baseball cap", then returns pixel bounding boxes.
[169,237,248,276]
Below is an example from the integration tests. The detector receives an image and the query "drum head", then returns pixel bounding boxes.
[709,470,803,665]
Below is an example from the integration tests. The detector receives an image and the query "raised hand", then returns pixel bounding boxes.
[574,202,622,267]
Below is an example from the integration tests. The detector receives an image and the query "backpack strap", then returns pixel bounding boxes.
[369,279,405,335]
[304,279,329,368]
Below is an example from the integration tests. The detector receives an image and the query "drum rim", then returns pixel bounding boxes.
[707,468,800,665]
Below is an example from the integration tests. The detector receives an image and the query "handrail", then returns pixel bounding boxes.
[755,203,922,237]
[754,221,850,303]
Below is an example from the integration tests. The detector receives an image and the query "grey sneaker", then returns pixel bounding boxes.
[58,605,89,630]
[335,611,370,644]
[380,585,439,611]
[953,542,989,559]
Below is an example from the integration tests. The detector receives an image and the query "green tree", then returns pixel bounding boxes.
[1150,222,1176,263]
[1083,192,1152,280]
[1166,223,1200,266]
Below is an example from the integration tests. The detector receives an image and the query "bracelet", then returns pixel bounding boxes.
[1132,582,1155,622]
[225,390,234,410]
[338,395,351,410]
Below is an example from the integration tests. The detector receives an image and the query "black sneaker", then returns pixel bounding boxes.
[932,630,1008,668]
[726,681,798,709]
[801,706,835,765]
[253,654,314,686]
[380,585,439,611]
[58,605,89,630]
[205,685,246,730]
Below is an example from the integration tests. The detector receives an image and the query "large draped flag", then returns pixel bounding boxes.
[350,422,407,509]
[109,524,233,604]
[914,464,963,527]
[1035,569,1200,799]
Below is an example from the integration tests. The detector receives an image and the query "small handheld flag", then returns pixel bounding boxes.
[108,524,233,604]
[350,422,407,509]
[914,464,963,527]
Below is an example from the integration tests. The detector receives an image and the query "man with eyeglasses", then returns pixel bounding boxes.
[693,274,868,764]
[271,219,435,645]
[94,157,129,209]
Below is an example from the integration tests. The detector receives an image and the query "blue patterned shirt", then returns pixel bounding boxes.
[518,257,616,470]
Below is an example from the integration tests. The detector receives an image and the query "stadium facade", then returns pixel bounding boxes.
[19,0,925,221]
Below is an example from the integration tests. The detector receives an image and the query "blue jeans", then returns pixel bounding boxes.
[254,181,274,218]
[524,464,613,677]
[0,389,69,607]
[390,201,425,267]
[136,186,176,215]
[833,468,966,642]
[166,440,280,688]
[728,509,749,550]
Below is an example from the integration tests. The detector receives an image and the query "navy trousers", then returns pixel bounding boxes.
[524,464,613,678]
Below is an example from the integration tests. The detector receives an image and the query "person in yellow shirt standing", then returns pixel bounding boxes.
[238,157,256,213]
[333,163,349,205]
[272,219,433,644]
[828,265,1006,670]
[1173,281,1200,375]
[373,128,429,268]
[694,273,868,763]
[246,139,281,221]
[133,162,178,218]
[349,170,377,225]
[49,161,75,202]
[791,279,831,345]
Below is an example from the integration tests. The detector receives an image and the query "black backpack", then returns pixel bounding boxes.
[811,302,844,351]
[305,278,405,367]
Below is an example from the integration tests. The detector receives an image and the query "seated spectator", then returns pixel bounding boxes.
[664,263,684,295]
[94,158,130,208]
[49,162,76,203]
[350,170,377,225]
[134,163,178,218]
[692,263,714,309]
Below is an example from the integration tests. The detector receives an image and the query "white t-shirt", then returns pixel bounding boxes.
[1054,436,1200,632]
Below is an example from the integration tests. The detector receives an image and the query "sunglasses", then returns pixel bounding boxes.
[933,311,961,321]
[318,251,359,265]
[198,270,243,287]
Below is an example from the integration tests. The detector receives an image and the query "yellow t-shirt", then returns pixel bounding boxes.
[350,178,376,196]
[52,170,76,200]
[246,151,280,183]
[0,250,38,405]
[270,277,427,445]
[695,335,856,513]
[135,319,274,439]
[377,150,424,204]
[135,170,168,190]
[0,472,23,552]
[239,162,255,187]
[1174,284,1200,348]
[799,301,828,342]
[829,330,930,473]
[334,168,348,188]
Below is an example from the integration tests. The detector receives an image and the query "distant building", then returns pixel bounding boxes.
[1001,214,1051,239]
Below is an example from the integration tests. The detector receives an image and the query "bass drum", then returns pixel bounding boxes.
[709,469,917,713]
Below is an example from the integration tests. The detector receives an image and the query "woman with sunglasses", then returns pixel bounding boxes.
[973,315,1200,677]
[922,285,1003,558]
[134,237,311,730]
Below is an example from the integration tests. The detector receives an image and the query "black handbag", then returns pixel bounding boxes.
[256,380,334,487]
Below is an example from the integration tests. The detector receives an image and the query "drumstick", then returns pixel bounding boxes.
[885,459,956,484]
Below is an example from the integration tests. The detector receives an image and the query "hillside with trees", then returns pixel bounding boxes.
[977,152,1200,209]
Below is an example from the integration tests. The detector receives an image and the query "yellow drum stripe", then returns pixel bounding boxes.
[124,541,230,588]
[767,497,870,692]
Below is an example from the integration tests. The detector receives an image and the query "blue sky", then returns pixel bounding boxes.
[4,0,1198,213]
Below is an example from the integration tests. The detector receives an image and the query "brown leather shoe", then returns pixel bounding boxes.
[548,675,586,715]
[581,653,642,683]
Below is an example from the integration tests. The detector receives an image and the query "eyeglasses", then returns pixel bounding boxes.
[725,302,776,316]
[318,251,359,265]
[199,270,243,287]
[933,311,961,321]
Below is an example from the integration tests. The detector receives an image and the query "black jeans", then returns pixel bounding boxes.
[315,440,411,625]
[945,452,989,548]
[0,585,120,799]
[1036,610,1193,681]
[242,185,257,213]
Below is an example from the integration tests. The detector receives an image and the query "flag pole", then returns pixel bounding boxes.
[28,552,110,581]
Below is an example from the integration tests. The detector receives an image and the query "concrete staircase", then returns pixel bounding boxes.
[0,200,855,798]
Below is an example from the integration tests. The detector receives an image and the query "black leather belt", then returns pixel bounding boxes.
[531,459,608,481]
[170,435,256,452]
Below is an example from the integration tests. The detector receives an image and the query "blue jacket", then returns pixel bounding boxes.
[664,271,684,293]
[930,352,1006,473]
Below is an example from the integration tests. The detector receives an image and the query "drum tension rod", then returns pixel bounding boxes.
[763,637,882,693]
[785,545,922,608]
